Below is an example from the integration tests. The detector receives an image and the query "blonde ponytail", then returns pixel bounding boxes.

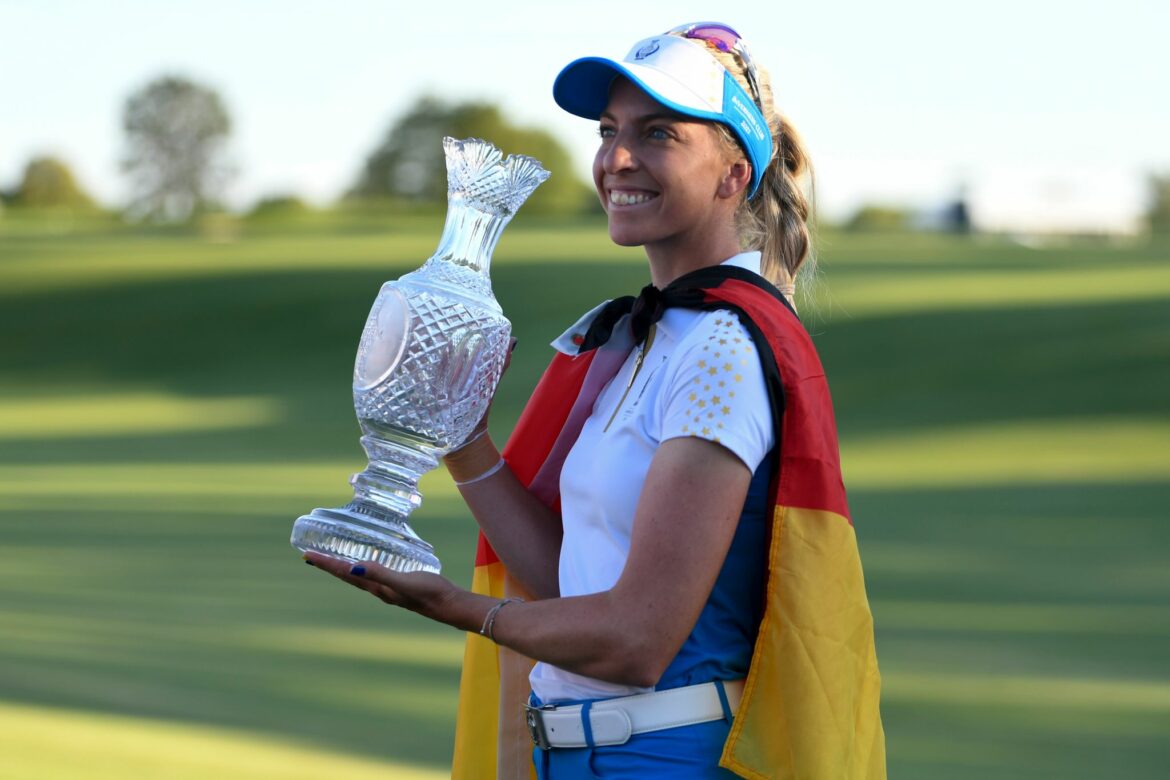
[678,36,817,298]
[749,111,816,296]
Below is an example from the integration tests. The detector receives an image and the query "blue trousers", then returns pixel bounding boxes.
[532,717,739,779]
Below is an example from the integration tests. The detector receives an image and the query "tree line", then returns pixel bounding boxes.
[0,74,595,221]
[5,73,1170,235]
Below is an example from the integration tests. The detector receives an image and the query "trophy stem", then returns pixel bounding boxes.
[349,428,438,516]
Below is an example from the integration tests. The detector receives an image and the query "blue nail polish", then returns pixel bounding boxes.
[350,565,366,576]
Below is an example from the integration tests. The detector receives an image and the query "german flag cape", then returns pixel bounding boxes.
[452,265,886,780]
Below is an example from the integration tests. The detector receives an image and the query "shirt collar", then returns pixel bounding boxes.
[550,251,765,354]
[720,250,763,276]
[656,251,762,341]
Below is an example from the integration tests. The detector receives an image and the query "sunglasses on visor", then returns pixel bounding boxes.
[666,22,765,113]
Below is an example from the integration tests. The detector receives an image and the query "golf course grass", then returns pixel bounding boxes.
[1,213,1167,778]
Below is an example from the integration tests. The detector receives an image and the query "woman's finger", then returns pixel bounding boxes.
[303,553,455,615]
[505,336,518,371]
[303,553,398,598]
[303,551,354,578]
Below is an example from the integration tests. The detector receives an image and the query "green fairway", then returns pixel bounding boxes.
[1,215,1168,778]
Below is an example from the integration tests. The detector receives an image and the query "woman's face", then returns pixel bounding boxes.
[593,77,746,253]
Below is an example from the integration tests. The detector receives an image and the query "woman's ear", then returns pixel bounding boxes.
[718,159,752,200]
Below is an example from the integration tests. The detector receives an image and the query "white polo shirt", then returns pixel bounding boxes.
[529,251,776,704]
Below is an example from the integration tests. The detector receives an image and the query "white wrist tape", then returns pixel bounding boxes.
[453,457,506,487]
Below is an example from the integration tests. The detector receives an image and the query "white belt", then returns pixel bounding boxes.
[524,679,743,750]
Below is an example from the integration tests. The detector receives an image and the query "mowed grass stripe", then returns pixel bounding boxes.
[0,414,1162,506]
[873,601,1170,635]
[0,462,459,501]
[842,416,1170,487]
[4,226,1167,317]
[0,226,639,295]
[813,263,1170,315]
[0,392,284,438]
[0,606,466,670]
[883,671,1170,713]
[0,700,447,780]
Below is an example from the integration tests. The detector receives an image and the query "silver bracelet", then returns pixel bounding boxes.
[453,457,506,487]
[479,597,523,642]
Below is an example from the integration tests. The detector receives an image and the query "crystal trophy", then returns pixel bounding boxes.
[291,137,549,573]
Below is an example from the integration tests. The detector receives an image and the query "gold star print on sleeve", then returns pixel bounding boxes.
[677,314,759,447]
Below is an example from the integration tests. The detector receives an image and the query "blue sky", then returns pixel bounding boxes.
[2,0,1166,229]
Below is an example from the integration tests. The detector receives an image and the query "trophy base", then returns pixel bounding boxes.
[291,505,441,574]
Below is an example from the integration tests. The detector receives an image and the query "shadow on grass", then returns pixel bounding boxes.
[2,261,1168,466]
[0,480,1167,774]
[0,496,479,768]
[855,480,1170,780]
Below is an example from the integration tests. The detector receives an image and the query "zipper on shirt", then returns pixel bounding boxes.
[603,323,657,433]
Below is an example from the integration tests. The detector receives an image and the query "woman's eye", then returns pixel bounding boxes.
[647,127,670,140]
[598,125,615,139]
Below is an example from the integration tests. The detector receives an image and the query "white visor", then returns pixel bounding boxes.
[553,35,772,197]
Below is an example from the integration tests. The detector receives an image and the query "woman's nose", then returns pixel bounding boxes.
[603,135,636,172]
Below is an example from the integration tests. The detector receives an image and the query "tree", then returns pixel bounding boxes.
[121,75,233,222]
[13,156,97,210]
[844,204,909,232]
[1147,172,1170,235]
[247,193,312,221]
[350,97,594,215]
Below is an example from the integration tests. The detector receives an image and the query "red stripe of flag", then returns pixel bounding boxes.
[705,280,850,521]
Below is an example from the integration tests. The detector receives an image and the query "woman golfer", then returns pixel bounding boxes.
[307,21,885,779]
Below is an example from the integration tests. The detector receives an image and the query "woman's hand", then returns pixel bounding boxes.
[303,551,462,620]
[445,336,517,460]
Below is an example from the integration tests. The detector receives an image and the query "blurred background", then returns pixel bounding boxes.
[2,1,1168,778]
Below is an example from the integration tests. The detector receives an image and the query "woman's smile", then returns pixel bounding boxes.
[607,188,660,207]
